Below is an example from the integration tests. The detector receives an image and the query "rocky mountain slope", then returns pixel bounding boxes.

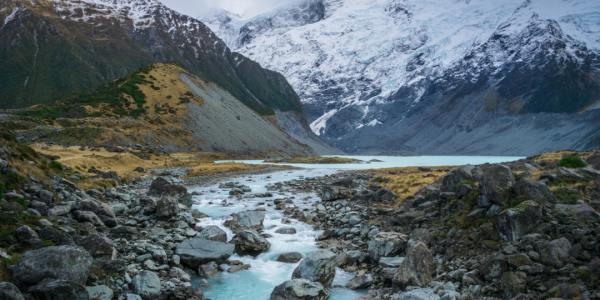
[3,63,317,156]
[204,0,600,155]
[0,0,333,154]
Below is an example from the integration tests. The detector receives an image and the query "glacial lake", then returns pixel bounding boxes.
[191,156,522,300]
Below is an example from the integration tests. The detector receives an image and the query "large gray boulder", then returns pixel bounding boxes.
[77,234,117,259]
[392,288,440,300]
[233,230,271,255]
[27,279,89,300]
[368,232,408,260]
[131,271,161,299]
[11,246,93,286]
[292,250,337,288]
[86,285,113,300]
[320,185,352,202]
[537,237,572,267]
[0,282,25,300]
[154,196,179,219]
[75,199,117,227]
[270,279,328,300]
[225,210,265,232]
[441,166,477,193]
[393,242,434,288]
[479,164,515,206]
[496,200,542,241]
[197,225,228,242]
[148,177,191,207]
[175,238,234,268]
[513,179,555,204]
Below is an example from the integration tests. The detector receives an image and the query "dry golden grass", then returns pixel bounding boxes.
[372,167,449,207]
[31,144,262,181]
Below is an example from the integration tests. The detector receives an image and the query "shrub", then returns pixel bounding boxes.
[49,160,64,171]
[559,156,587,168]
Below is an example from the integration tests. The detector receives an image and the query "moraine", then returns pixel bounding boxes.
[188,156,521,299]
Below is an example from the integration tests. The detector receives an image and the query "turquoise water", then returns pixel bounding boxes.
[192,156,522,300]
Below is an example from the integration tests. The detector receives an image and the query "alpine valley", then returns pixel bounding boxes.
[204,0,600,155]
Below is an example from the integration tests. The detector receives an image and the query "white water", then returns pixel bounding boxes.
[190,156,522,300]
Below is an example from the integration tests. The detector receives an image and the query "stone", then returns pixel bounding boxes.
[441,166,477,193]
[275,227,297,234]
[15,225,41,246]
[37,226,74,246]
[379,256,405,268]
[346,274,373,289]
[225,210,265,232]
[320,185,352,201]
[538,237,572,267]
[368,232,408,260]
[120,293,142,300]
[75,199,117,228]
[11,246,93,286]
[373,188,397,203]
[292,250,337,288]
[37,190,54,204]
[132,271,161,299]
[198,262,219,277]
[197,226,227,242]
[393,242,434,288]
[28,279,89,300]
[234,230,271,254]
[392,288,440,300]
[155,196,179,219]
[77,234,117,259]
[496,200,542,241]
[86,285,114,300]
[73,210,105,227]
[479,164,515,206]
[513,179,555,203]
[270,279,328,300]
[48,204,72,217]
[148,177,188,198]
[175,238,234,268]
[0,282,25,300]
[500,271,527,298]
[277,252,303,263]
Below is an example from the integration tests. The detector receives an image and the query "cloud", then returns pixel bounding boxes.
[160,0,292,19]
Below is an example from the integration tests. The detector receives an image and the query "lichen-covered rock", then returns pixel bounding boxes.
[11,246,93,286]
[393,242,434,288]
[496,200,542,241]
[270,279,328,300]
[292,250,336,288]
[479,164,515,206]
[513,178,555,204]
[131,271,161,299]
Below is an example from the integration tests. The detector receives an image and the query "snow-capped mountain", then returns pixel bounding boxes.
[204,0,600,155]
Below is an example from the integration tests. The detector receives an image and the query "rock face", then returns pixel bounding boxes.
[197,226,228,242]
[292,250,337,288]
[225,210,266,232]
[132,271,161,299]
[270,279,328,300]
[368,232,408,260]
[233,230,271,255]
[10,246,93,286]
[496,200,542,241]
[393,242,434,288]
[175,238,234,268]
[0,282,25,300]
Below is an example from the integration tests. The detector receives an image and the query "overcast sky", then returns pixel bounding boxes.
[160,0,290,19]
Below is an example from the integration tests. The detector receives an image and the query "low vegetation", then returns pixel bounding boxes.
[558,155,587,168]
[371,166,449,206]
[266,156,362,164]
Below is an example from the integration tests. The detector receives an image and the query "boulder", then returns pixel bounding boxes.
[77,234,117,259]
[0,282,25,300]
[270,279,328,300]
[73,210,105,227]
[368,232,408,260]
[11,246,93,286]
[233,230,271,255]
[320,185,352,201]
[441,166,477,193]
[393,242,434,288]
[75,199,116,228]
[148,177,191,206]
[479,164,515,206]
[275,227,297,235]
[277,252,303,263]
[500,271,527,298]
[346,274,373,289]
[513,179,555,204]
[27,279,89,300]
[175,238,234,268]
[132,271,161,299]
[292,250,337,288]
[154,196,179,219]
[373,188,397,203]
[392,288,440,300]
[86,285,113,300]
[496,200,542,241]
[538,237,572,267]
[224,210,265,232]
[15,225,41,246]
[197,226,228,242]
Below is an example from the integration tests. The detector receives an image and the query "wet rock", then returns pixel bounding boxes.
[368,232,408,260]
[479,164,515,206]
[320,185,352,201]
[28,279,89,300]
[175,238,234,268]
[270,279,327,300]
[86,285,113,300]
[0,282,25,300]
[346,274,373,289]
[224,210,265,232]
[233,230,271,254]
[11,246,93,286]
[131,271,160,299]
[496,200,542,241]
[292,250,337,288]
[277,252,303,263]
[154,196,179,219]
[197,225,228,242]
[393,242,434,288]
[275,227,297,234]
[198,262,219,277]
